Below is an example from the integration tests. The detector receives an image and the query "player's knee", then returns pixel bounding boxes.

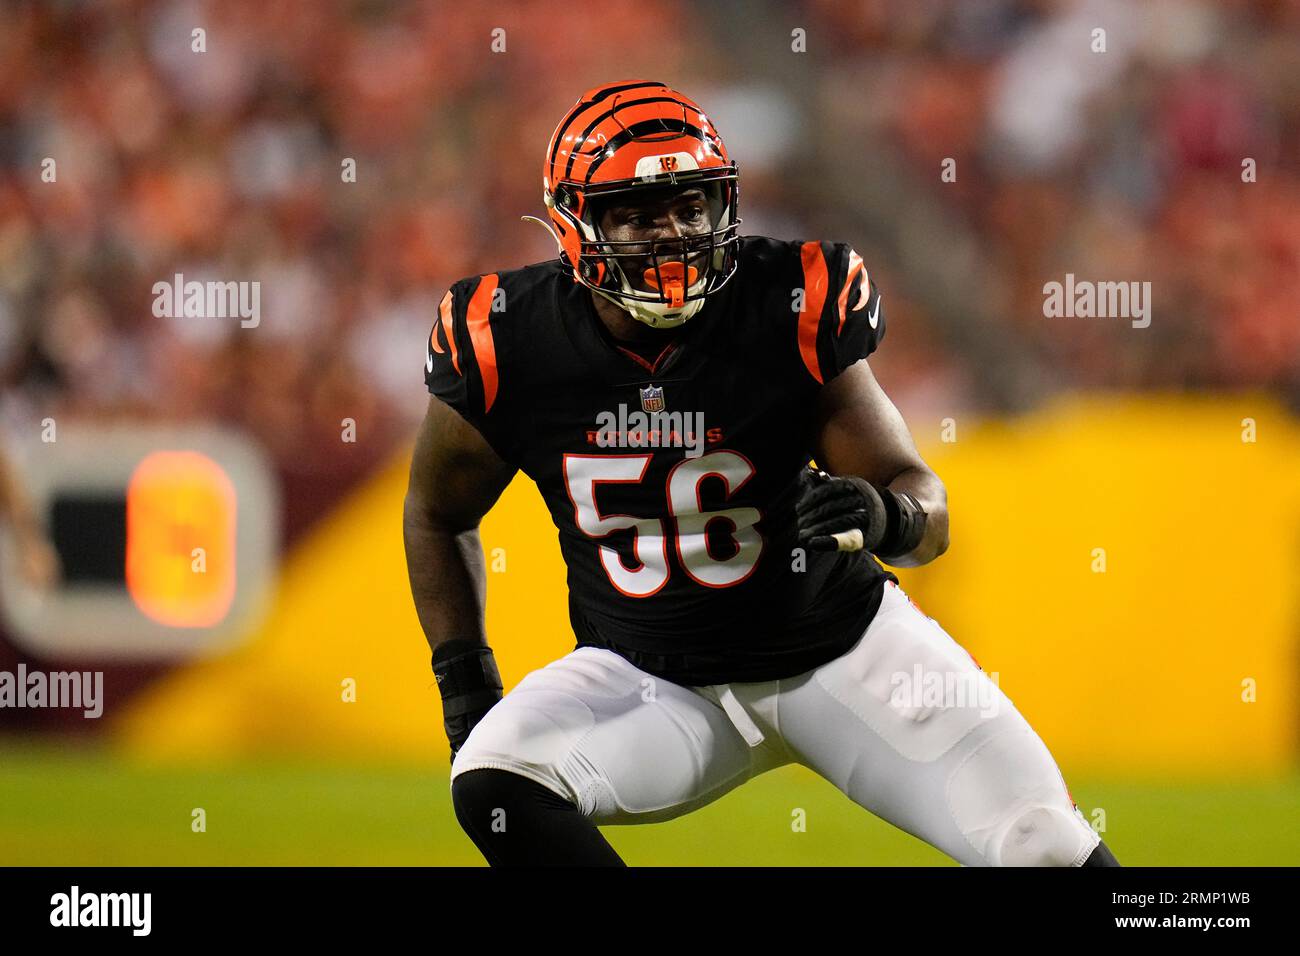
[993,805,1095,867]
[452,767,578,835]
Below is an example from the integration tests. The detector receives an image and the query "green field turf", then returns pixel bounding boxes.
[0,745,1295,866]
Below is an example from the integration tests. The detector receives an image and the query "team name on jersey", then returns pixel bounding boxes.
[588,405,722,458]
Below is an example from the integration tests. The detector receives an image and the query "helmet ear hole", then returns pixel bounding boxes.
[579,259,607,286]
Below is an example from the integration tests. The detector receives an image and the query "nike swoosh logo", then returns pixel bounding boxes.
[867,297,880,330]
[426,349,434,374]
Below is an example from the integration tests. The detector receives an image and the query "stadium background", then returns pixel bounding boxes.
[1,0,1298,865]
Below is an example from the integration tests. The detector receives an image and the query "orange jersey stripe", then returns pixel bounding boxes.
[438,290,459,374]
[799,242,829,384]
[432,292,450,354]
[836,249,868,334]
[466,274,500,412]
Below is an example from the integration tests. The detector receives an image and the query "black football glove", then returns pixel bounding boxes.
[795,470,888,553]
[432,639,503,762]
[795,469,927,559]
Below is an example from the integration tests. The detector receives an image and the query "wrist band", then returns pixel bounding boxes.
[874,488,927,560]
[432,640,502,704]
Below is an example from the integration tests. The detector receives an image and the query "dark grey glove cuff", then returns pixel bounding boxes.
[432,640,502,697]
[874,488,928,560]
[432,640,503,728]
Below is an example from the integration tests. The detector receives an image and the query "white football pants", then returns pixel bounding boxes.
[450,581,1100,866]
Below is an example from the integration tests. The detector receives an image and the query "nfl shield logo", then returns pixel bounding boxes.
[639,384,665,413]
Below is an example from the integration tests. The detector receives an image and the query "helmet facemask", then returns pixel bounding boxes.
[554,172,741,329]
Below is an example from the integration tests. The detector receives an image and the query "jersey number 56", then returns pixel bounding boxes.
[563,451,763,596]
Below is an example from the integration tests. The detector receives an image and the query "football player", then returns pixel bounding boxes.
[404,80,1120,867]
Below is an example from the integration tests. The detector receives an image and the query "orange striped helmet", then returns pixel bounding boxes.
[542,80,741,328]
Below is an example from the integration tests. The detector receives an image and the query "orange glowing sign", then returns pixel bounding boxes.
[125,451,237,628]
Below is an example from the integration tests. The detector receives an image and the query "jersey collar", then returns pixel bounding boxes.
[556,267,731,387]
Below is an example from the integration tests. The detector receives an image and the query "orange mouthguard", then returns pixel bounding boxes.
[643,262,699,308]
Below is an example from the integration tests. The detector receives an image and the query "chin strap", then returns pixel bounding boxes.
[593,285,703,329]
[601,253,710,328]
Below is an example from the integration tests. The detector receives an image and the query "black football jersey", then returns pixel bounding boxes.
[424,235,899,686]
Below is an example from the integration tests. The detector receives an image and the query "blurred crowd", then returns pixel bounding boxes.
[0,0,708,536]
[1,0,1297,536]
[807,0,1300,401]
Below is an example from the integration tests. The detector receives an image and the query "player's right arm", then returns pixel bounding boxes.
[403,395,516,757]
[403,394,515,652]
[406,276,517,757]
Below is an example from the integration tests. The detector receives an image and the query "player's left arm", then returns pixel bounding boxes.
[809,358,950,568]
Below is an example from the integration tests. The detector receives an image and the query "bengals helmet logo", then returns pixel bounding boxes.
[658,155,679,172]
